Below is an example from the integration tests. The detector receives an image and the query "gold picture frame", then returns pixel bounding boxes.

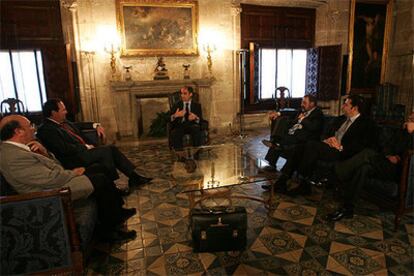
[346,0,393,94]
[116,0,199,57]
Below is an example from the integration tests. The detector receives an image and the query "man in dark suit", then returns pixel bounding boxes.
[275,94,376,195]
[0,115,137,242]
[170,86,203,150]
[262,94,324,170]
[37,99,152,188]
[327,114,414,221]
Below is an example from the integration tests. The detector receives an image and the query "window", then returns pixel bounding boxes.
[0,50,47,112]
[259,48,307,100]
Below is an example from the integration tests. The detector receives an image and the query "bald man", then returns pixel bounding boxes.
[0,115,136,242]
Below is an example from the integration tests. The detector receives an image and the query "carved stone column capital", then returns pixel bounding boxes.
[61,0,77,12]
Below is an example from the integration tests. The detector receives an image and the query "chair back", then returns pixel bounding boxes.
[0,98,26,117]
[275,87,291,109]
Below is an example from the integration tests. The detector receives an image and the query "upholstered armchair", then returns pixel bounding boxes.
[167,91,209,149]
[0,188,84,275]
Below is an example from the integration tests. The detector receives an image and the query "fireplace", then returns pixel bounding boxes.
[111,78,214,138]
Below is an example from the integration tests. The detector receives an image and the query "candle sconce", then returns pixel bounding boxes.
[104,43,120,80]
[203,43,216,77]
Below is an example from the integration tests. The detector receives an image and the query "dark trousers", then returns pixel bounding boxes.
[84,169,124,228]
[170,123,203,150]
[335,148,397,210]
[78,144,136,180]
[296,141,341,188]
[265,117,302,167]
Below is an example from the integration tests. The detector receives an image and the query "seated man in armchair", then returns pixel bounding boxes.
[261,94,324,173]
[0,115,136,241]
[327,113,414,221]
[169,86,203,150]
[37,99,152,189]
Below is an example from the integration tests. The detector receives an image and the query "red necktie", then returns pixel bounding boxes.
[60,123,86,145]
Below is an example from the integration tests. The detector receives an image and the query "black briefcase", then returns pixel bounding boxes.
[190,206,247,252]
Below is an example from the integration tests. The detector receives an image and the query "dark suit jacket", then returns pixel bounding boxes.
[37,119,90,167]
[326,115,377,159]
[289,107,324,142]
[170,101,203,129]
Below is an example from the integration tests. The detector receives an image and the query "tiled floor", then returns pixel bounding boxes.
[86,128,414,275]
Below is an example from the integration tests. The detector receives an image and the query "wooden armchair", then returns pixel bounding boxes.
[361,149,414,230]
[0,188,84,275]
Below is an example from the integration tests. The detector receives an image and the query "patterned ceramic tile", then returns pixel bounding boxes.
[334,215,384,240]
[164,252,204,275]
[85,128,414,275]
[327,242,386,275]
[272,202,317,225]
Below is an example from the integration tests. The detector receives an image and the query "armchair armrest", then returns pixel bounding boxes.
[0,188,83,275]
[73,121,105,146]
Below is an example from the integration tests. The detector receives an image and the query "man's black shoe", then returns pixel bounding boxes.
[120,208,137,222]
[261,184,271,190]
[118,187,131,196]
[99,229,137,242]
[129,175,153,186]
[326,208,354,222]
[286,183,311,196]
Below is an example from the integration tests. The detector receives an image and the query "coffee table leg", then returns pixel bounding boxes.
[188,192,195,209]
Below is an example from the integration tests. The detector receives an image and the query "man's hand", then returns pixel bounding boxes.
[86,144,95,150]
[72,167,85,176]
[404,121,414,134]
[27,141,49,157]
[174,108,185,118]
[386,155,400,164]
[269,111,280,120]
[96,125,106,140]
[188,112,198,121]
[323,137,342,150]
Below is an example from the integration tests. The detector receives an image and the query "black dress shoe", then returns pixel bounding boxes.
[326,208,354,222]
[286,183,311,196]
[261,184,271,190]
[129,175,153,186]
[118,187,131,196]
[99,229,137,242]
[120,208,137,222]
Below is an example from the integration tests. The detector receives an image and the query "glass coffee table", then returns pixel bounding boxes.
[171,143,278,209]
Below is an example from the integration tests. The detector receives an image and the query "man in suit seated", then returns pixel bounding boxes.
[327,113,414,221]
[37,99,152,189]
[0,115,136,241]
[169,86,203,150]
[261,94,324,174]
[274,94,376,195]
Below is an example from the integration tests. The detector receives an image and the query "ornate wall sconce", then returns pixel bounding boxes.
[104,43,120,80]
[203,43,216,77]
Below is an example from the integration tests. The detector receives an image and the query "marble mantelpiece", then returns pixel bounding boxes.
[111,78,214,138]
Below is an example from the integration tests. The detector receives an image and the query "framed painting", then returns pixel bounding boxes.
[346,0,393,94]
[116,0,199,57]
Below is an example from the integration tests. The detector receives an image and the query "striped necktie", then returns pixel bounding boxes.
[335,118,352,143]
[60,123,86,145]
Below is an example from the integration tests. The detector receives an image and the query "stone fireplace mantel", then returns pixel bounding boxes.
[110,78,214,138]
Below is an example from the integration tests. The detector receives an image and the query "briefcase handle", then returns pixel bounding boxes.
[198,197,233,211]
